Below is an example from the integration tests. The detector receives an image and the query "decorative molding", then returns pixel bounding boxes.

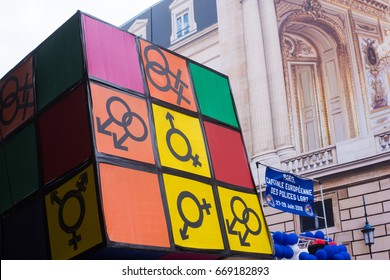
[358,24,376,32]
[354,19,379,36]
[284,35,316,58]
[325,0,389,19]
[360,38,389,111]
[127,19,148,39]
[301,0,323,20]
[276,1,301,20]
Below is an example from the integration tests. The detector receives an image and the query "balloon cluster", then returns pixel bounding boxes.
[272,230,351,260]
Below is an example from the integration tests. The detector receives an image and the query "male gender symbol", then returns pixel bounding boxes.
[50,172,88,250]
[165,112,202,167]
[177,191,212,240]
[97,96,148,151]
[226,196,261,246]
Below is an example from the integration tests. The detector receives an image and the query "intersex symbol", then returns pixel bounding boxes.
[50,172,88,251]
[0,74,34,126]
[97,96,148,151]
[226,196,261,246]
[177,191,212,240]
[165,112,201,167]
[144,44,190,106]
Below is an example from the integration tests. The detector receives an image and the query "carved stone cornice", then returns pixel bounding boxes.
[325,0,389,19]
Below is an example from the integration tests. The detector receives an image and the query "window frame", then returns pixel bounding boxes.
[169,0,197,44]
[293,191,340,234]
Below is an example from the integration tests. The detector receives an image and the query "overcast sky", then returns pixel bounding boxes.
[0,0,161,78]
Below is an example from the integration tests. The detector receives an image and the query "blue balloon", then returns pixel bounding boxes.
[307,254,318,260]
[331,244,338,254]
[305,232,315,238]
[315,249,328,260]
[333,254,344,260]
[324,245,335,259]
[299,252,310,260]
[273,231,284,244]
[282,233,289,245]
[287,233,299,245]
[284,246,294,259]
[314,230,325,239]
[274,244,283,258]
[280,245,287,257]
[340,251,351,260]
[338,244,347,252]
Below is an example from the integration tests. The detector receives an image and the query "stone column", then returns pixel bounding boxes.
[216,0,253,154]
[258,0,294,156]
[241,0,275,157]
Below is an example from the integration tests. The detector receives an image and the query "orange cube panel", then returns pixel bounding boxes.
[99,163,170,248]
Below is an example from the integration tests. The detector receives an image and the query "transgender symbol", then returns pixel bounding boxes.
[165,112,201,167]
[97,96,148,151]
[226,196,261,246]
[144,44,191,106]
[50,172,88,251]
[177,191,212,240]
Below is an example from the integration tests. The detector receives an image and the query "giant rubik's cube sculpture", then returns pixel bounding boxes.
[0,12,273,259]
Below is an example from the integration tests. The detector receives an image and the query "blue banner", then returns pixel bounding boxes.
[265,167,315,217]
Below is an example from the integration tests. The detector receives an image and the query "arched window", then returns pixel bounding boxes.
[284,28,348,153]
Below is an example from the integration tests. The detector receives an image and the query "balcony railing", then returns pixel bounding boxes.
[281,146,337,173]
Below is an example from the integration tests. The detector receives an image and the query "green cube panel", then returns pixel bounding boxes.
[35,13,83,111]
[0,146,12,214]
[4,123,39,204]
[189,63,238,128]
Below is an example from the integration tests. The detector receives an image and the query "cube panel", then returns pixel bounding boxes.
[4,123,39,205]
[0,146,12,214]
[83,15,144,94]
[38,83,92,184]
[0,55,35,139]
[35,14,83,111]
[99,163,170,248]
[1,195,48,259]
[90,83,154,163]
[45,164,103,260]
[0,11,273,259]
[189,62,239,128]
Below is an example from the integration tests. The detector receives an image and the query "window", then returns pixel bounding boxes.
[170,0,197,43]
[300,198,334,232]
[176,12,189,38]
